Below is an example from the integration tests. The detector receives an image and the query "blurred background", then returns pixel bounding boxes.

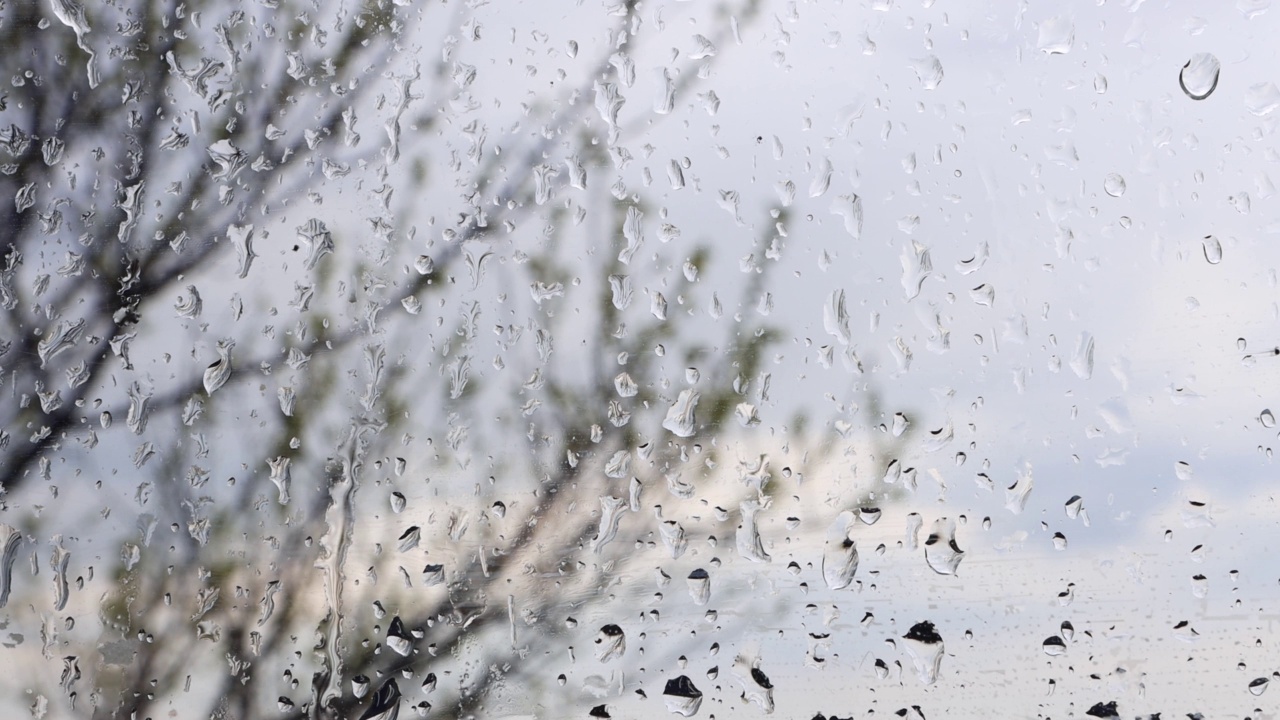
[0,0,1278,718]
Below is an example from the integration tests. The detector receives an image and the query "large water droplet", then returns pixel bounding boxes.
[50,536,70,611]
[297,219,334,270]
[1069,333,1095,380]
[614,372,638,398]
[267,457,292,505]
[359,678,401,720]
[910,56,944,90]
[904,512,923,551]
[662,389,700,437]
[1064,495,1084,519]
[1006,467,1035,514]
[203,340,235,395]
[809,158,834,198]
[422,564,444,585]
[660,520,688,559]
[900,240,933,301]
[1238,0,1271,18]
[732,656,775,713]
[663,676,703,716]
[892,413,909,437]
[1179,54,1220,100]
[386,617,413,656]
[687,569,711,606]
[396,526,420,553]
[1042,636,1067,656]
[924,518,965,575]
[1202,235,1223,265]
[822,511,859,589]
[1246,82,1280,116]
[830,193,863,241]
[37,318,85,368]
[352,675,370,699]
[594,624,626,662]
[0,525,22,608]
[1037,16,1075,54]
[902,621,944,685]
[227,223,256,278]
[592,496,628,554]
[736,499,771,563]
[1103,174,1126,197]
[1085,701,1120,718]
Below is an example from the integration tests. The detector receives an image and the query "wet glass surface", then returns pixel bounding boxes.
[2,1,1280,718]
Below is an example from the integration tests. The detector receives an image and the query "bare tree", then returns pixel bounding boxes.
[0,1,929,719]
[0,0,930,715]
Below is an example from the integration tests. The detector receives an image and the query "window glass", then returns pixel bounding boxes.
[0,1,1275,718]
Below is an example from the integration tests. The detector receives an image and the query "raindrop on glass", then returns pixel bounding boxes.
[910,56,944,90]
[1179,54,1220,101]
[663,675,703,716]
[1042,636,1067,656]
[1103,174,1126,198]
[924,518,965,575]
[902,621,944,685]
[687,568,711,606]
[1037,16,1075,55]
[1202,235,1223,265]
